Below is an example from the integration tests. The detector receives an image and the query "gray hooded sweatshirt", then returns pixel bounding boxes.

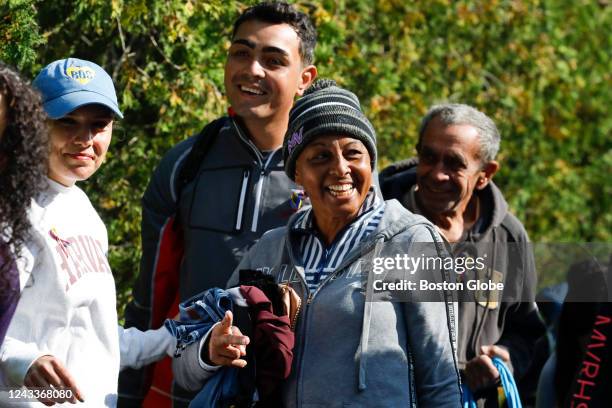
[175,199,462,407]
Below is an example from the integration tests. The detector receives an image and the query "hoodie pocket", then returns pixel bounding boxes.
[188,166,250,233]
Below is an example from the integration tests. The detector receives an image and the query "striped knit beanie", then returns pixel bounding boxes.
[283,79,377,181]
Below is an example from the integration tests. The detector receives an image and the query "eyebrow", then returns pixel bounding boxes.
[232,39,289,57]
[233,39,256,49]
[308,141,363,150]
[262,46,289,57]
[438,149,467,166]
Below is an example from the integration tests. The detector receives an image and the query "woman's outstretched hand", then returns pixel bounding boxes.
[206,310,250,368]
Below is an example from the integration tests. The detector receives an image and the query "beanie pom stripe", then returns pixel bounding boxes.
[289,93,361,122]
[291,101,362,125]
[297,111,376,142]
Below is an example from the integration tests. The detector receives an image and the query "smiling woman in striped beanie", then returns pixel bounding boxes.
[200,78,461,406]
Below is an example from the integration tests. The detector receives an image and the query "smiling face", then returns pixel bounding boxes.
[295,135,372,232]
[48,104,113,186]
[224,20,315,125]
[416,116,498,215]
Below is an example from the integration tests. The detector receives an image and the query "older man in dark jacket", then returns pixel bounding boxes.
[380,103,545,407]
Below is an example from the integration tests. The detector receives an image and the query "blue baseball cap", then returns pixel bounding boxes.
[33,58,123,119]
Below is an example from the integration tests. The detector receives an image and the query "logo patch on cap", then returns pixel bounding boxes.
[287,126,304,155]
[66,66,96,85]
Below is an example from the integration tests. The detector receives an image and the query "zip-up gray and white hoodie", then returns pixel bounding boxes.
[175,199,462,407]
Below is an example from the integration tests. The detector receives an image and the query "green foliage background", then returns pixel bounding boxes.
[1,0,610,311]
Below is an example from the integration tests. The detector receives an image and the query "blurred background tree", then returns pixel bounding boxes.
[1,0,609,311]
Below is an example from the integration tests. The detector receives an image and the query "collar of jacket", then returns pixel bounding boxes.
[228,116,283,168]
[282,198,436,279]
[290,187,380,234]
[382,157,510,239]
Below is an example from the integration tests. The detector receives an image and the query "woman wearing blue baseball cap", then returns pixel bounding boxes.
[33,58,123,187]
[0,58,173,407]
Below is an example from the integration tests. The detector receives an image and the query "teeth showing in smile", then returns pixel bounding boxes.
[327,184,354,196]
[240,85,264,95]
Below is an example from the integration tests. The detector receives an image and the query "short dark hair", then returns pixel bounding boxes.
[232,2,317,65]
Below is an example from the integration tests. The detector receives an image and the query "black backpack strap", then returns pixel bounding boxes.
[175,117,227,202]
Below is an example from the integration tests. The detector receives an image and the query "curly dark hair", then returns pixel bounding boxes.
[232,2,317,65]
[0,62,48,300]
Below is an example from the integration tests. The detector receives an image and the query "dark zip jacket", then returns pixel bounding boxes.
[120,116,302,407]
[380,158,545,406]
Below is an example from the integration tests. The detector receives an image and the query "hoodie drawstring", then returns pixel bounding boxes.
[358,297,373,391]
[357,238,385,391]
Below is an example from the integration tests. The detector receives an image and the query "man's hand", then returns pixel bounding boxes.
[464,345,510,392]
[24,355,84,406]
[207,311,250,368]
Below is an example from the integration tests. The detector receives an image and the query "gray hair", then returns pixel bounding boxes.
[417,103,501,163]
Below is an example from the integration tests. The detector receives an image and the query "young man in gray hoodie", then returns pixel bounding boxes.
[380,103,545,407]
